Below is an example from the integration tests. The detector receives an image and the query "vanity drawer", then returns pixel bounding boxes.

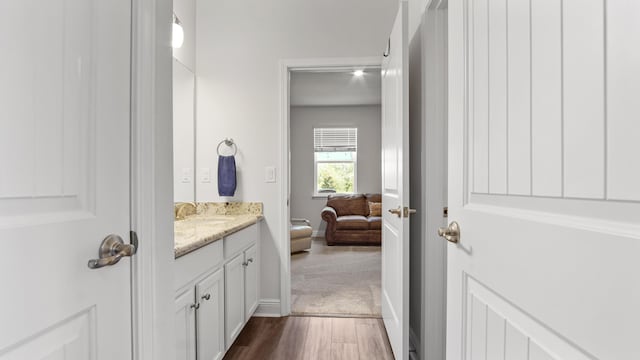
[175,239,224,291]
[223,224,257,260]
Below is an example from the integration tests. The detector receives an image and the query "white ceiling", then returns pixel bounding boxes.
[290,69,381,107]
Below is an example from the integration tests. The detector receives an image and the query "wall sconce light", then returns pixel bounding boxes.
[172,14,184,49]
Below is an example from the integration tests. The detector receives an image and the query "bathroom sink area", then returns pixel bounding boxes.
[173,202,264,258]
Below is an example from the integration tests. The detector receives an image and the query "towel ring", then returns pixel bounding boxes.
[217,138,237,156]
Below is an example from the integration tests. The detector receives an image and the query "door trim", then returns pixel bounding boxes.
[278,56,382,316]
[130,0,176,359]
[418,2,449,360]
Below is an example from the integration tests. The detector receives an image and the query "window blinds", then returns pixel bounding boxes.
[313,128,358,152]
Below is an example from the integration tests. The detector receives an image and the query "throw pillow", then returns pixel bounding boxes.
[368,201,382,217]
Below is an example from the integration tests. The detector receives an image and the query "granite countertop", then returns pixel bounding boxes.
[174,214,263,258]
[173,203,263,259]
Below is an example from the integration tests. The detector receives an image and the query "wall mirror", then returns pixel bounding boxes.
[173,58,196,202]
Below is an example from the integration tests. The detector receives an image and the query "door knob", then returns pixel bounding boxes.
[403,207,417,217]
[388,207,417,218]
[88,234,137,269]
[438,221,460,243]
[388,207,402,217]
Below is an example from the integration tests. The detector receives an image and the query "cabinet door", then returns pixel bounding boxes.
[244,244,258,319]
[224,253,245,349]
[196,268,225,360]
[175,288,197,360]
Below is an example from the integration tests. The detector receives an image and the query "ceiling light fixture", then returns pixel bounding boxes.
[353,69,365,77]
[172,14,184,49]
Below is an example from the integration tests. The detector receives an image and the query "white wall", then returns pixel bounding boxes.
[195,0,398,307]
[290,71,382,106]
[290,105,382,234]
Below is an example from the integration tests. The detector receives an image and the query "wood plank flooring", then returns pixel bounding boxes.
[223,316,395,360]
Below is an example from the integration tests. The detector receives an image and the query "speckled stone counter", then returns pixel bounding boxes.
[174,202,263,258]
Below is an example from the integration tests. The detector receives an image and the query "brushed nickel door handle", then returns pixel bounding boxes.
[388,207,402,217]
[404,207,417,217]
[438,221,460,244]
[88,234,137,269]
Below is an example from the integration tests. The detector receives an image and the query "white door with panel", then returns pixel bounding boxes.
[175,288,197,360]
[447,0,640,359]
[381,2,410,359]
[196,268,225,360]
[243,244,258,319]
[0,0,133,359]
[224,253,245,348]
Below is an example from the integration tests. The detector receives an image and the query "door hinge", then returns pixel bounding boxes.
[130,230,139,254]
[443,207,448,218]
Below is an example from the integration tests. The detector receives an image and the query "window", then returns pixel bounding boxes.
[313,127,357,195]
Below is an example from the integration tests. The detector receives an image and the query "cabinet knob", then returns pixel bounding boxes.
[201,293,211,301]
[247,258,254,263]
[190,303,200,310]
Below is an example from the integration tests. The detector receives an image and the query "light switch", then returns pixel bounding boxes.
[265,166,276,183]
[200,168,211,183]
[181,168,192,183]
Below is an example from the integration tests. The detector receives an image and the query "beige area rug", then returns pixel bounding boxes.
[291,237,381,317]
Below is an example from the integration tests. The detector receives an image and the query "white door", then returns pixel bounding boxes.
[175,288,197,360]
[381,2,410,359]
[196,269,225,360]
[244,244,258,319]
[447,0,640,359]
[0,0,133,359]
[224,253,245,349]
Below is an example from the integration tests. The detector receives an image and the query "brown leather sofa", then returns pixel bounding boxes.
[321,194,381,246]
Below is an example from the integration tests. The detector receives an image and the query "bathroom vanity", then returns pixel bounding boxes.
[170,14,261,358]
[173,203,263,360]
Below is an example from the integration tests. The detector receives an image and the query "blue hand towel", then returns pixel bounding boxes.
[218,155,237,196]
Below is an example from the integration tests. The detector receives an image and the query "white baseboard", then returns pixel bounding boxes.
[410,327,420,359]
[312,230,325,238]
[253,298,282,317]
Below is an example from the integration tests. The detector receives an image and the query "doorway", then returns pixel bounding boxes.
[277,57,382,317]
[288,67,383,317]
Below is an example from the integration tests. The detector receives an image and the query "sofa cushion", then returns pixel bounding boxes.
[336,215,369,230]
[368,216,382,230]
[365,193,382,203]
[368,202,382,217]
[327,194,368,217]
[365,194,382,215]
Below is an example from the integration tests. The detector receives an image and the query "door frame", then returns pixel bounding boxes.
[130,0,176,359]
[278,57,382,316]
[418,1,449,359]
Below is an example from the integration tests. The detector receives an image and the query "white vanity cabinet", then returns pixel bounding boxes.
[223,227,259,348]
[174,287,197,360]
[174,221,260,359]
[224,253,245,348]
[244,244,258,318]
[196,268,225,360]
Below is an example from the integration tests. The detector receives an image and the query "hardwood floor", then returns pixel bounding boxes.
[223,316,395,360]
